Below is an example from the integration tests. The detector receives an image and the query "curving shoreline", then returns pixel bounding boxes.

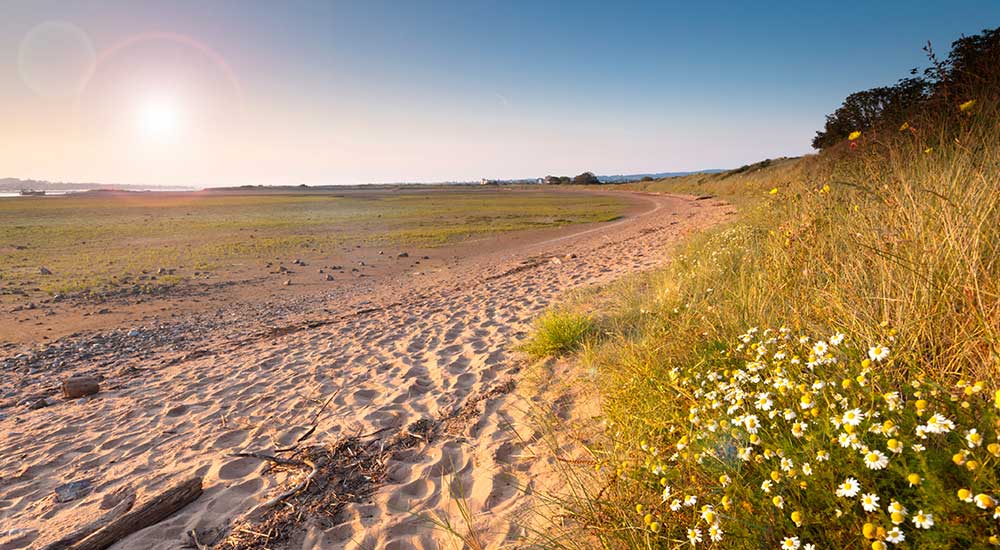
[0,189,732,550]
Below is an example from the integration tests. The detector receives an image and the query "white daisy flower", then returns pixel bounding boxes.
[863,449,889,470]
[868,345,890,362]
[912,510,934,529]
[975,493,995,509]
[836,477,861,498]
[842,408,863,426]
[812,340,829,357]
[861,492,880,512]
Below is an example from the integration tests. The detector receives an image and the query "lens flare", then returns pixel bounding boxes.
[17,21,96,97]
[136,96,180,141]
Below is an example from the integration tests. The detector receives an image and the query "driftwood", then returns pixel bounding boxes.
[70,477,202,550]
[61,376,100,399]
[40,490,136,550]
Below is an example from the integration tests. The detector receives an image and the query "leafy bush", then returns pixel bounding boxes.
[813,27,999,149]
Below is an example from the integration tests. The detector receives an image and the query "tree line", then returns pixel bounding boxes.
[813,27,999,149]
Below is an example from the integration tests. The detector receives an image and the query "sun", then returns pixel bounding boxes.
[136,96,180,141]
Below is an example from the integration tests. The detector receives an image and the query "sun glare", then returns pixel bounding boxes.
[136,96,180,141]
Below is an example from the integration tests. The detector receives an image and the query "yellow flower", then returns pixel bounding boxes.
[907,473,921,486]
[769,187,779,195]
[635,503,644,514]
[924,147,934,154]
[958,488,972,501]
[848,130,862,141]
[899,121,910,131]
[822,183,831,194]
[959,99,977,112]
[649,521,661,533]
[872,542,888,550]
[863,522,876,539]
[791,510,803,526]
[988,443,1000,457]
[644,513,653,525]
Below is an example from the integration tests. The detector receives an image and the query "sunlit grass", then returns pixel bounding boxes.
[522,310,596,359]
[526,102,1000,547]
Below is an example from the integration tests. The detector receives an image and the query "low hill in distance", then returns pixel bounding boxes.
[0,177,193,193]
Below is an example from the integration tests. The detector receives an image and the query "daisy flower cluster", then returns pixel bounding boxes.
[616,327,1000,548]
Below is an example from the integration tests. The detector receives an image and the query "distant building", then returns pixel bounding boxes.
[480,178,499,185]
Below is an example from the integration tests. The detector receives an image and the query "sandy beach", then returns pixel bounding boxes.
[0,190,732,550]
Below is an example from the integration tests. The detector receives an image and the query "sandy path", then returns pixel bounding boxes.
[0,191,732,550]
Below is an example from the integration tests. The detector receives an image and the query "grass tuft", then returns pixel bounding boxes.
[522,310,596,359]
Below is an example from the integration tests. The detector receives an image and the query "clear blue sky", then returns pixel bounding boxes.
[1,1,998,186]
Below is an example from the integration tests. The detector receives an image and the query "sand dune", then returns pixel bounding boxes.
[0,191,732,550]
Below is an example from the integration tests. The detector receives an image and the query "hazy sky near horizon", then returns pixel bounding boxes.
[2,1,999,187]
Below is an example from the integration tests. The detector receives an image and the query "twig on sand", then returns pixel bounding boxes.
[244,458,324,519]
[186,529,209,550]
[275,387,342,453]
[359,425,394,439]
[228,451,305,468]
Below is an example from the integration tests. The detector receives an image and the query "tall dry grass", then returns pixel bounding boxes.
[525,99,1000,547]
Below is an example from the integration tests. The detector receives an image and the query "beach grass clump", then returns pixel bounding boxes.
[523,310,596,359]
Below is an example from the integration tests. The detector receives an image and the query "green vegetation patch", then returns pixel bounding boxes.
[522,310,596,359]
[0,189,625,296]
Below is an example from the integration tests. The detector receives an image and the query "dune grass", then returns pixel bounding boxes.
[522,310,596,359]
[526,101,1000,547]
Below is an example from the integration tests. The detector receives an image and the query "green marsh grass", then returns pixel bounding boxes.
[0,189,625,296]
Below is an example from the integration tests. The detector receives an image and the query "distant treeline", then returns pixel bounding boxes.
[813,27,999,149]
[543,172,602,185]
